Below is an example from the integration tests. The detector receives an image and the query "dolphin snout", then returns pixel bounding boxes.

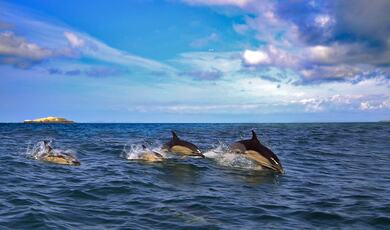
[268,159,284,174]
[244,151,284,174]
[272,164,284,174]
[196,149,205,158]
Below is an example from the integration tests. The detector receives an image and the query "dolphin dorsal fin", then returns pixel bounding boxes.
[172,131,179,141]
[251,130,259,142]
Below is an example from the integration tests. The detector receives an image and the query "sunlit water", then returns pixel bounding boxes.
[0,123,389,229]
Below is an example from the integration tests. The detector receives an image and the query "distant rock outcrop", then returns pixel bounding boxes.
[24,116,74,124]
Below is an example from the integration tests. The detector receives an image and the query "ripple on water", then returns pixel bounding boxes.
[0,123,389,229]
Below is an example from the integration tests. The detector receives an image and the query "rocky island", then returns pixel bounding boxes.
[24,116,74,124]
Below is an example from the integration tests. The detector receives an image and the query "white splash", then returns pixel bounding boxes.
[26,140,77,160]
[203,142,263,170]
[122,143,168,160]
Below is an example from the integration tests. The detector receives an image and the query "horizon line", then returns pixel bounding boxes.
[0,121,388,124]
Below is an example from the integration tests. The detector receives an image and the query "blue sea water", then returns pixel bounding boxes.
[0,123,389,229]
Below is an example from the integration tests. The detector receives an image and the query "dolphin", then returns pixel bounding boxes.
[137,145,164,162]
[40,141,81,166]
[229,131,284,173]
[162,131,204,158]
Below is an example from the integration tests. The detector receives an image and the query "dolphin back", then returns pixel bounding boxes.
[163,131,203,157]
[41,154,80,166]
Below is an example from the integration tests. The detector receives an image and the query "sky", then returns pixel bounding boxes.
[0,0,389,122]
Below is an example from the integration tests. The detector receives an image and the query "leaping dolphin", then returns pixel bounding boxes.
[229,131,284,173]
[40,141,81,166]
[137,145,164,162]
[162,131,204,158]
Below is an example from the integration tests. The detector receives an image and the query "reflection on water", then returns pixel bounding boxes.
[157,161,203,185]
[226,169,281,186]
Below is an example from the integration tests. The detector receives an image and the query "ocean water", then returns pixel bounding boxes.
[0,123,389,229]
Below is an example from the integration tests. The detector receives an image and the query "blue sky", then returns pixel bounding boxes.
[0,0,389,122]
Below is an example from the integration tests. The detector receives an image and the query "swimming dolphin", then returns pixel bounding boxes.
[40,141,81,166]
[229,131,283,173]
[162,131,204,158]
[137,145,164,162]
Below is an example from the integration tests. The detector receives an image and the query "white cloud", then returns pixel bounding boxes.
[78,33,176,73]
[329,94,363,104]
[183,0,390,89]
[359,101,371,110]
[64,31,85,48]
[242,49,271,65]
[0,31,53,60]
[0,3,176,73]
[359,99,390,110]
[266,45,298,67]
[63,31,177,72]
[300,98,325,112]
[314,14,334,28]
[0,31,55,68]
[289,91,390,113]
[182,0,252,7]
[173,49,388,113]
[293,94,365,112]
[135,103,261,113]
[242,46,298,68]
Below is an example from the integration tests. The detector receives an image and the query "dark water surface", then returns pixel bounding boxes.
[0,123,389,229]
